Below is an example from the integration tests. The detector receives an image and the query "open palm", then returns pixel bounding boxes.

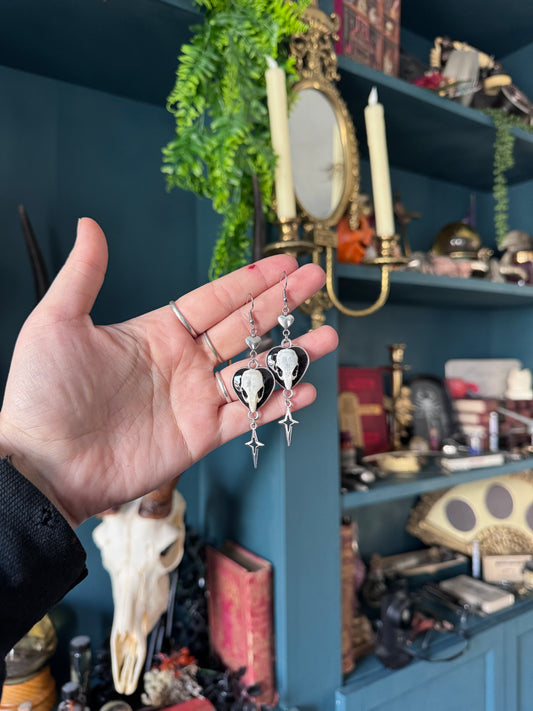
[0,218,337,526]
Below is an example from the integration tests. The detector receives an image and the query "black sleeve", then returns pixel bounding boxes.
[0,457,87,689]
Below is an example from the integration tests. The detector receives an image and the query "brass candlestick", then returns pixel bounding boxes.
[386,343,413,450]
[365,234,409,266]
[263,217,315,258]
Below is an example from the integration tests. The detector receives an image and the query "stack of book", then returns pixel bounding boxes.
[452,398,499,449]
[452,397,533,450]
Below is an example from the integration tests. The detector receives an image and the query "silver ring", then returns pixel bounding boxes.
[203,331,224,364]
[215,372,232,404]
[169,300,198,338]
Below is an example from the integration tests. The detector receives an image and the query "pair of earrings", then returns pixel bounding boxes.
[232,273,310,468]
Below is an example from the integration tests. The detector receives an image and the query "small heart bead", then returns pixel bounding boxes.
[278,314,294,329]
[245,335,262,350]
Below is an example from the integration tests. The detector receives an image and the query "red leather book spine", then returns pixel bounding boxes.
[206,542,277,706]
[338,366,388,454]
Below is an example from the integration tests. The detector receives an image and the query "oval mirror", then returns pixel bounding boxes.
[289,87,345,222]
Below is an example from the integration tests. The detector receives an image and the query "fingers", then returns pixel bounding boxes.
[40,218,108,321]
[195,261,327,365]
[172,254,300,337]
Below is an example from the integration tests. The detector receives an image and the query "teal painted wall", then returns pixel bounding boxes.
[0,63,203,645]
[5,9,533,709]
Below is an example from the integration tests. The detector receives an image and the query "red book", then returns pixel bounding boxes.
[338,366,389,454]
[206,542,277,706]
[161,700,215,711]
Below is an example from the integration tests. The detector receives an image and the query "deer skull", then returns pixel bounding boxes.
[93,488,186,695]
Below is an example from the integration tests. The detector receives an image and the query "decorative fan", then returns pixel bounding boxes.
[407,472,533,555]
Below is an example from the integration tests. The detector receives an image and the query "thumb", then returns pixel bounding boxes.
[42,217,109,320]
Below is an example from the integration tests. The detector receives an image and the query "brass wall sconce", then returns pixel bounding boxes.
[265,1,406,329]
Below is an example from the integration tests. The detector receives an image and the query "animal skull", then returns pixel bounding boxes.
[93,489,186,695]
[240,368,265,412]
[273,348,298,390]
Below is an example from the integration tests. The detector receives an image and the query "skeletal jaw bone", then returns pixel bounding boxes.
[93,489,186,695]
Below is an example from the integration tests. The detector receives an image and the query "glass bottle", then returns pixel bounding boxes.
[58,682,84,711]
[69,636,92,707]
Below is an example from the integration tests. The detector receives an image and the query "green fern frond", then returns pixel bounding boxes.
[162,0,311,278]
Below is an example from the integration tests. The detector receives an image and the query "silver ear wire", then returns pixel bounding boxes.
[265,272,311,446]
[231,292,275,468]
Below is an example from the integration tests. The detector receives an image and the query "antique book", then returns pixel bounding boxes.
[455,411,493,426]
[206,541,277,706]
[338,366,388,455]
[439,575,515,614]
[452,398,500,414]
[161,700,215,711]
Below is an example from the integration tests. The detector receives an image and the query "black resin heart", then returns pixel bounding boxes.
[266,345,310,389]
[232,367,275,411]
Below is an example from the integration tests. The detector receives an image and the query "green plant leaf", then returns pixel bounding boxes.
[162,0,311,278]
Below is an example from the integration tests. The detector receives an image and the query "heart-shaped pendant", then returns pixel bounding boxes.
[232,367,275,412]
[245,335,262,350]
[278,314,294,330]
[266,346,310,390]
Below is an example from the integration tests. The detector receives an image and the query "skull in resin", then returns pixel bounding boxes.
[240,368,265,412]
[272,348,299,390]
[93,488,186,695]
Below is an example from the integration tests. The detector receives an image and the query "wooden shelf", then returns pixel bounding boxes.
[339,595,533,695]
[338,57,533,189]
[342,455,533,510]
[336,262,533,309]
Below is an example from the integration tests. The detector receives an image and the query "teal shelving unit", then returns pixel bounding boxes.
[3,1,533,710]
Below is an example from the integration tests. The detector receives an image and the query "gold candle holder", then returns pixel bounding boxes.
[264,217,315,258]
[365,234,409,266]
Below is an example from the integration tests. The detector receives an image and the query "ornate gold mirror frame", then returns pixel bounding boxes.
[266,1,405,328]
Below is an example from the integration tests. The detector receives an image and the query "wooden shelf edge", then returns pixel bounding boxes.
[335,263,533,309]
[338,597,533,697]
[342,455,533,509]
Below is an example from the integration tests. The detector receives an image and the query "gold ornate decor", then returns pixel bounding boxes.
[265,1,405,328]
[407,472,533,556]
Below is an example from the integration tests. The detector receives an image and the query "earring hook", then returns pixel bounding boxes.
[281,272,289,313]
[248,293,255,326]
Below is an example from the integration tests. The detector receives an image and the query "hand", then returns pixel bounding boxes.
[0,218,338,526]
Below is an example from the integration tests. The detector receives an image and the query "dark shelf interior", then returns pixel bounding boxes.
[339,59,533,190]
[401,0,533,60]
[0,0,198,106]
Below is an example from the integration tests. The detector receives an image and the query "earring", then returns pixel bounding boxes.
[266,272,310,446]
[232,295,275,468]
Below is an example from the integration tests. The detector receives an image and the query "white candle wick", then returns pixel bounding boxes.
[266,55,277,70]
[368,86,378,105]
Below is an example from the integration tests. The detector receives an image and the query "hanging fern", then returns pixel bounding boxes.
[483,108,533,246]
[162,0,310,279]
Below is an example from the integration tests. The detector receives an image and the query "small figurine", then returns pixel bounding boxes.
[394,385,416,442]
[505,366,533,400]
